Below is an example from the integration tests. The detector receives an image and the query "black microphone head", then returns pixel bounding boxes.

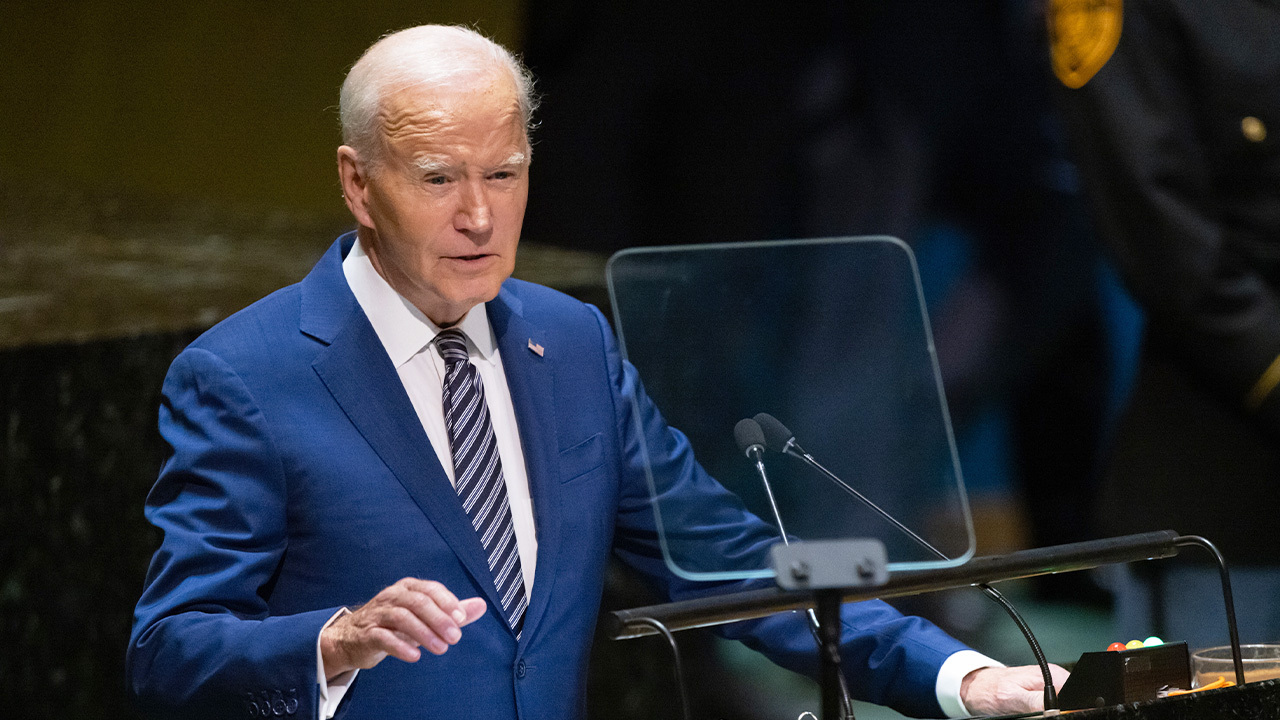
[733,418,766,456]
[753,413,794,453]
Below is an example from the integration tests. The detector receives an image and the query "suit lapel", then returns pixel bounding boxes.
[303,235,510,621]
[488,288,563,647]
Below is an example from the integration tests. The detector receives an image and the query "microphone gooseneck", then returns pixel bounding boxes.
[735,417,856,719]
[753,412,1060,711]
[755,414,944,556]
[734,418,789,549]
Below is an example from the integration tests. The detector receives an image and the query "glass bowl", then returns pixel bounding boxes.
[1191,643,1280,688]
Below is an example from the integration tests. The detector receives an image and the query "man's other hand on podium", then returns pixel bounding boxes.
[961,664,1070,715]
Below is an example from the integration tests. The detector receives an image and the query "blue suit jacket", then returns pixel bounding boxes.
[128,233,967,719]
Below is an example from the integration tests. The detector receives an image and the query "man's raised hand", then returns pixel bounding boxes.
[320,578,487,679]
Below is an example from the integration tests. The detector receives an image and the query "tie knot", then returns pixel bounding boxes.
[436,329,470,367]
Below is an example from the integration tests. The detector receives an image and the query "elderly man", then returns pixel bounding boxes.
[128,25,1062,720]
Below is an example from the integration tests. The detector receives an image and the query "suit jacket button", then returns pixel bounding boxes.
[516,659,527,678]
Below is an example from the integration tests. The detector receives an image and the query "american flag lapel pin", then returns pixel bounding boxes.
[528,338,545,357]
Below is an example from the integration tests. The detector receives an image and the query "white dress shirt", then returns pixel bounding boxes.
[318,239,995,718]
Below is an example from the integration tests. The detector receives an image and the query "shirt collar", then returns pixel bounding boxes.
[342,238,498,368]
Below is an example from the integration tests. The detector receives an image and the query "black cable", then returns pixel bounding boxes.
[978,582,1057,711]
[632,616,692,720]
[1175,535,1245,686]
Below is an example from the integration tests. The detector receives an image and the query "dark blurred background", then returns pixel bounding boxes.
[1,1,1140,717]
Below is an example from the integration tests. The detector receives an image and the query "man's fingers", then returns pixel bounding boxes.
[388,578,474,639]
[322,579,489,676]
[367,627,421,665]
[961,664,1074,715]
[403,578,464,619]
[376,603,450,651]
[458,597,487,625]
[394,587,467,644]
[326,622,419,672]
[367,580,488,649]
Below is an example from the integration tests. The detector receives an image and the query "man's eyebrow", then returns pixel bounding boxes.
[413,156,451,173]
[412,152,527,173]
[500,151,528,166]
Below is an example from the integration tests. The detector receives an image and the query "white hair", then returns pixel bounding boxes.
[339,25,538,168]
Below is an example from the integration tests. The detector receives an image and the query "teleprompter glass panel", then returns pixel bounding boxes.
[606,237,975,581]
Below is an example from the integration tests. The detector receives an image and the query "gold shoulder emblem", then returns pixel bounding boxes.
[1048,0,1123,89]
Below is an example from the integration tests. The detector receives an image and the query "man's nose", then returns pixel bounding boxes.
[455,179,492,233]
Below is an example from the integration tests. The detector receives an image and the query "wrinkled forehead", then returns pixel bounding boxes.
[377,68,525,144]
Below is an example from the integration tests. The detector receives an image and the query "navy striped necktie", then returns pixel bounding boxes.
[436,329,527,636]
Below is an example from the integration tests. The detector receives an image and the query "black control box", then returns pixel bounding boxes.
[1058,642,1191,710]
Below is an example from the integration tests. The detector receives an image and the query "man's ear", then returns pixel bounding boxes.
[337,145,376,229]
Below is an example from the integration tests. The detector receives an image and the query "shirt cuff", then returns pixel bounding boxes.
[936,649,1004,718]
[317,607,358,720]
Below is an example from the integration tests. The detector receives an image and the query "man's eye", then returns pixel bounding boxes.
[425,175,449,185]
[490,170,515,180]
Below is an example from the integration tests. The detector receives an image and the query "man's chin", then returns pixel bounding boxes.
[429,283,507,324]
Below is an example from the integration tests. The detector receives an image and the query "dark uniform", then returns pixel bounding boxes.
[1051,0,1280,643]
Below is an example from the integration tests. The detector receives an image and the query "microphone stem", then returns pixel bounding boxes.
[750,448,856,718]
[980,584,1059,711]
[751,452,792,546]
[789,446,946,559]
[788,444,1059,710]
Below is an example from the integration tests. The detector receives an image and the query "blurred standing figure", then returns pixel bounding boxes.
[1051,0,1280,648]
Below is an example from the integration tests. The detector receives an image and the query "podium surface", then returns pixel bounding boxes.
[1039,678,1280,720]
